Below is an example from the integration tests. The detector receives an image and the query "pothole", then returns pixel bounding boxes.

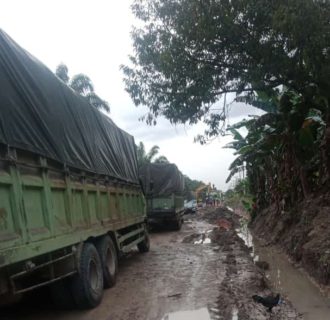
[161,307,211,320]
[182,230,214,245]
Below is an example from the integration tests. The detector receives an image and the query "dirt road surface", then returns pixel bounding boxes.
[1,208,301,320]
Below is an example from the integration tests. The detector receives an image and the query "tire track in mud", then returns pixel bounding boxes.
[201,207,303,320]
[0,209,302,320]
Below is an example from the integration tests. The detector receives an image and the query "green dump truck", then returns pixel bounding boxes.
[0,30,149,309]
[140,163,185,230]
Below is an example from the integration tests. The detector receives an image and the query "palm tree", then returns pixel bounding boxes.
[55,64,110,112]
[145,145,160,163]
[154,156,169,164]
[55,63,69,84]
[70,74,94,95]
[136,142,169,166]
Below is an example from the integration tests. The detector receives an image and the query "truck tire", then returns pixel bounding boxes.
[50,279,76,309]
[96,235,118,288]
[71,243,104,309]
[137,232,150,253]
[173,217,182,231]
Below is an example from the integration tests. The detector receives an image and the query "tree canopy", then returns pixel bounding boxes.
[136,141,170,166]
[123,0,329,139]
[225,88,329,215]
[55,63,110,112]
[183,175,205,199]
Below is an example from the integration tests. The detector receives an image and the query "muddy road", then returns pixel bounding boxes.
[1,208,301,320]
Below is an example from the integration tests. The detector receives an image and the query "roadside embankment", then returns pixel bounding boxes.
[191,207,301,319]
[250,192,330,293]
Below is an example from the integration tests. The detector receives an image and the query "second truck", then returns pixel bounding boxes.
[140,163,185,230]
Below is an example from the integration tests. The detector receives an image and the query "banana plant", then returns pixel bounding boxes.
[225,88,328,211]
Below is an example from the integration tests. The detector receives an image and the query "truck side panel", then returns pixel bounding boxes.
[0,164,25,254]
[0,149,145,269]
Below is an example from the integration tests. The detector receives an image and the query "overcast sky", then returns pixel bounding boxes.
[1,0,262,190]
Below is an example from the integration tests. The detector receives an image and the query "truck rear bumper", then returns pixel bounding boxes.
[147,210,183,225]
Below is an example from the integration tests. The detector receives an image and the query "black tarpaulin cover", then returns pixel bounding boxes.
[0,30,139,184]
[140,163,184,196]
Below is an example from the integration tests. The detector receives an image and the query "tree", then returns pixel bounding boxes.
[70,74,94,95]
[225,88,327,214]
[55,63,69,84]
[183,175,205,200]
[55,63,110,112]
[123,0,329,139]
[136,141,169,166]
[154,155,170,164]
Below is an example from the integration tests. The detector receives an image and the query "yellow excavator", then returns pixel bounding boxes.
[195,183,211,205]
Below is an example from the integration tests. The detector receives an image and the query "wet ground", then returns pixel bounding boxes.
[1,207,302,320]
[253,237,330,320]
[237,223,330,320]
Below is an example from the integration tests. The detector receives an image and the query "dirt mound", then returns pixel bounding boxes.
[197,207,240,226]
[251,191,330,288]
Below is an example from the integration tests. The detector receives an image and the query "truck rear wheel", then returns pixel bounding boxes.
[137,232,150,253]
[173,217,182,231]
[96,235,118,288]
[71,243,104,309]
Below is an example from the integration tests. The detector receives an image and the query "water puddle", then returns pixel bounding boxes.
[236,225,253,248]
[187,229,213,245]
[161,307,211,320]
[237,222,330,320]
[194,233,211,244]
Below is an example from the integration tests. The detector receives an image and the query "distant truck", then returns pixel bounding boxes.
[140,163,185,230]
[0,30,149,309]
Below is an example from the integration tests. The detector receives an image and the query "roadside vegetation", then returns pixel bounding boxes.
[224,178,253,215]
[55,63,110,112]
[136,141,169,166]
[123,0,330,286]
[224,89,329,218]
[123,0,329,217]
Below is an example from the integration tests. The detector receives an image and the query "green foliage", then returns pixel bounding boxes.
[55,63,69,84]
[136,141,169,166]
[55,64,110,112]
[226,87,329,211]
[183,175,205,200]
[70,74,94,95]
[224,178,253,213]
[123,0,330,139]
[123,0,330,213]
[154,155,169,164]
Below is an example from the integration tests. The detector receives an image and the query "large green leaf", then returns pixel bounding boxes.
[228,156,244,171]
[226,167,240,183]
[304,108,326,127]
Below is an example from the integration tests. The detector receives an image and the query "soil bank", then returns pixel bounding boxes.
[250,191,330,293]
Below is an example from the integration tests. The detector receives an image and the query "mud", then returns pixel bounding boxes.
[250,192,330,289]
[252,236,330,320]
[1,208,301,320]
[237,220,330,319]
